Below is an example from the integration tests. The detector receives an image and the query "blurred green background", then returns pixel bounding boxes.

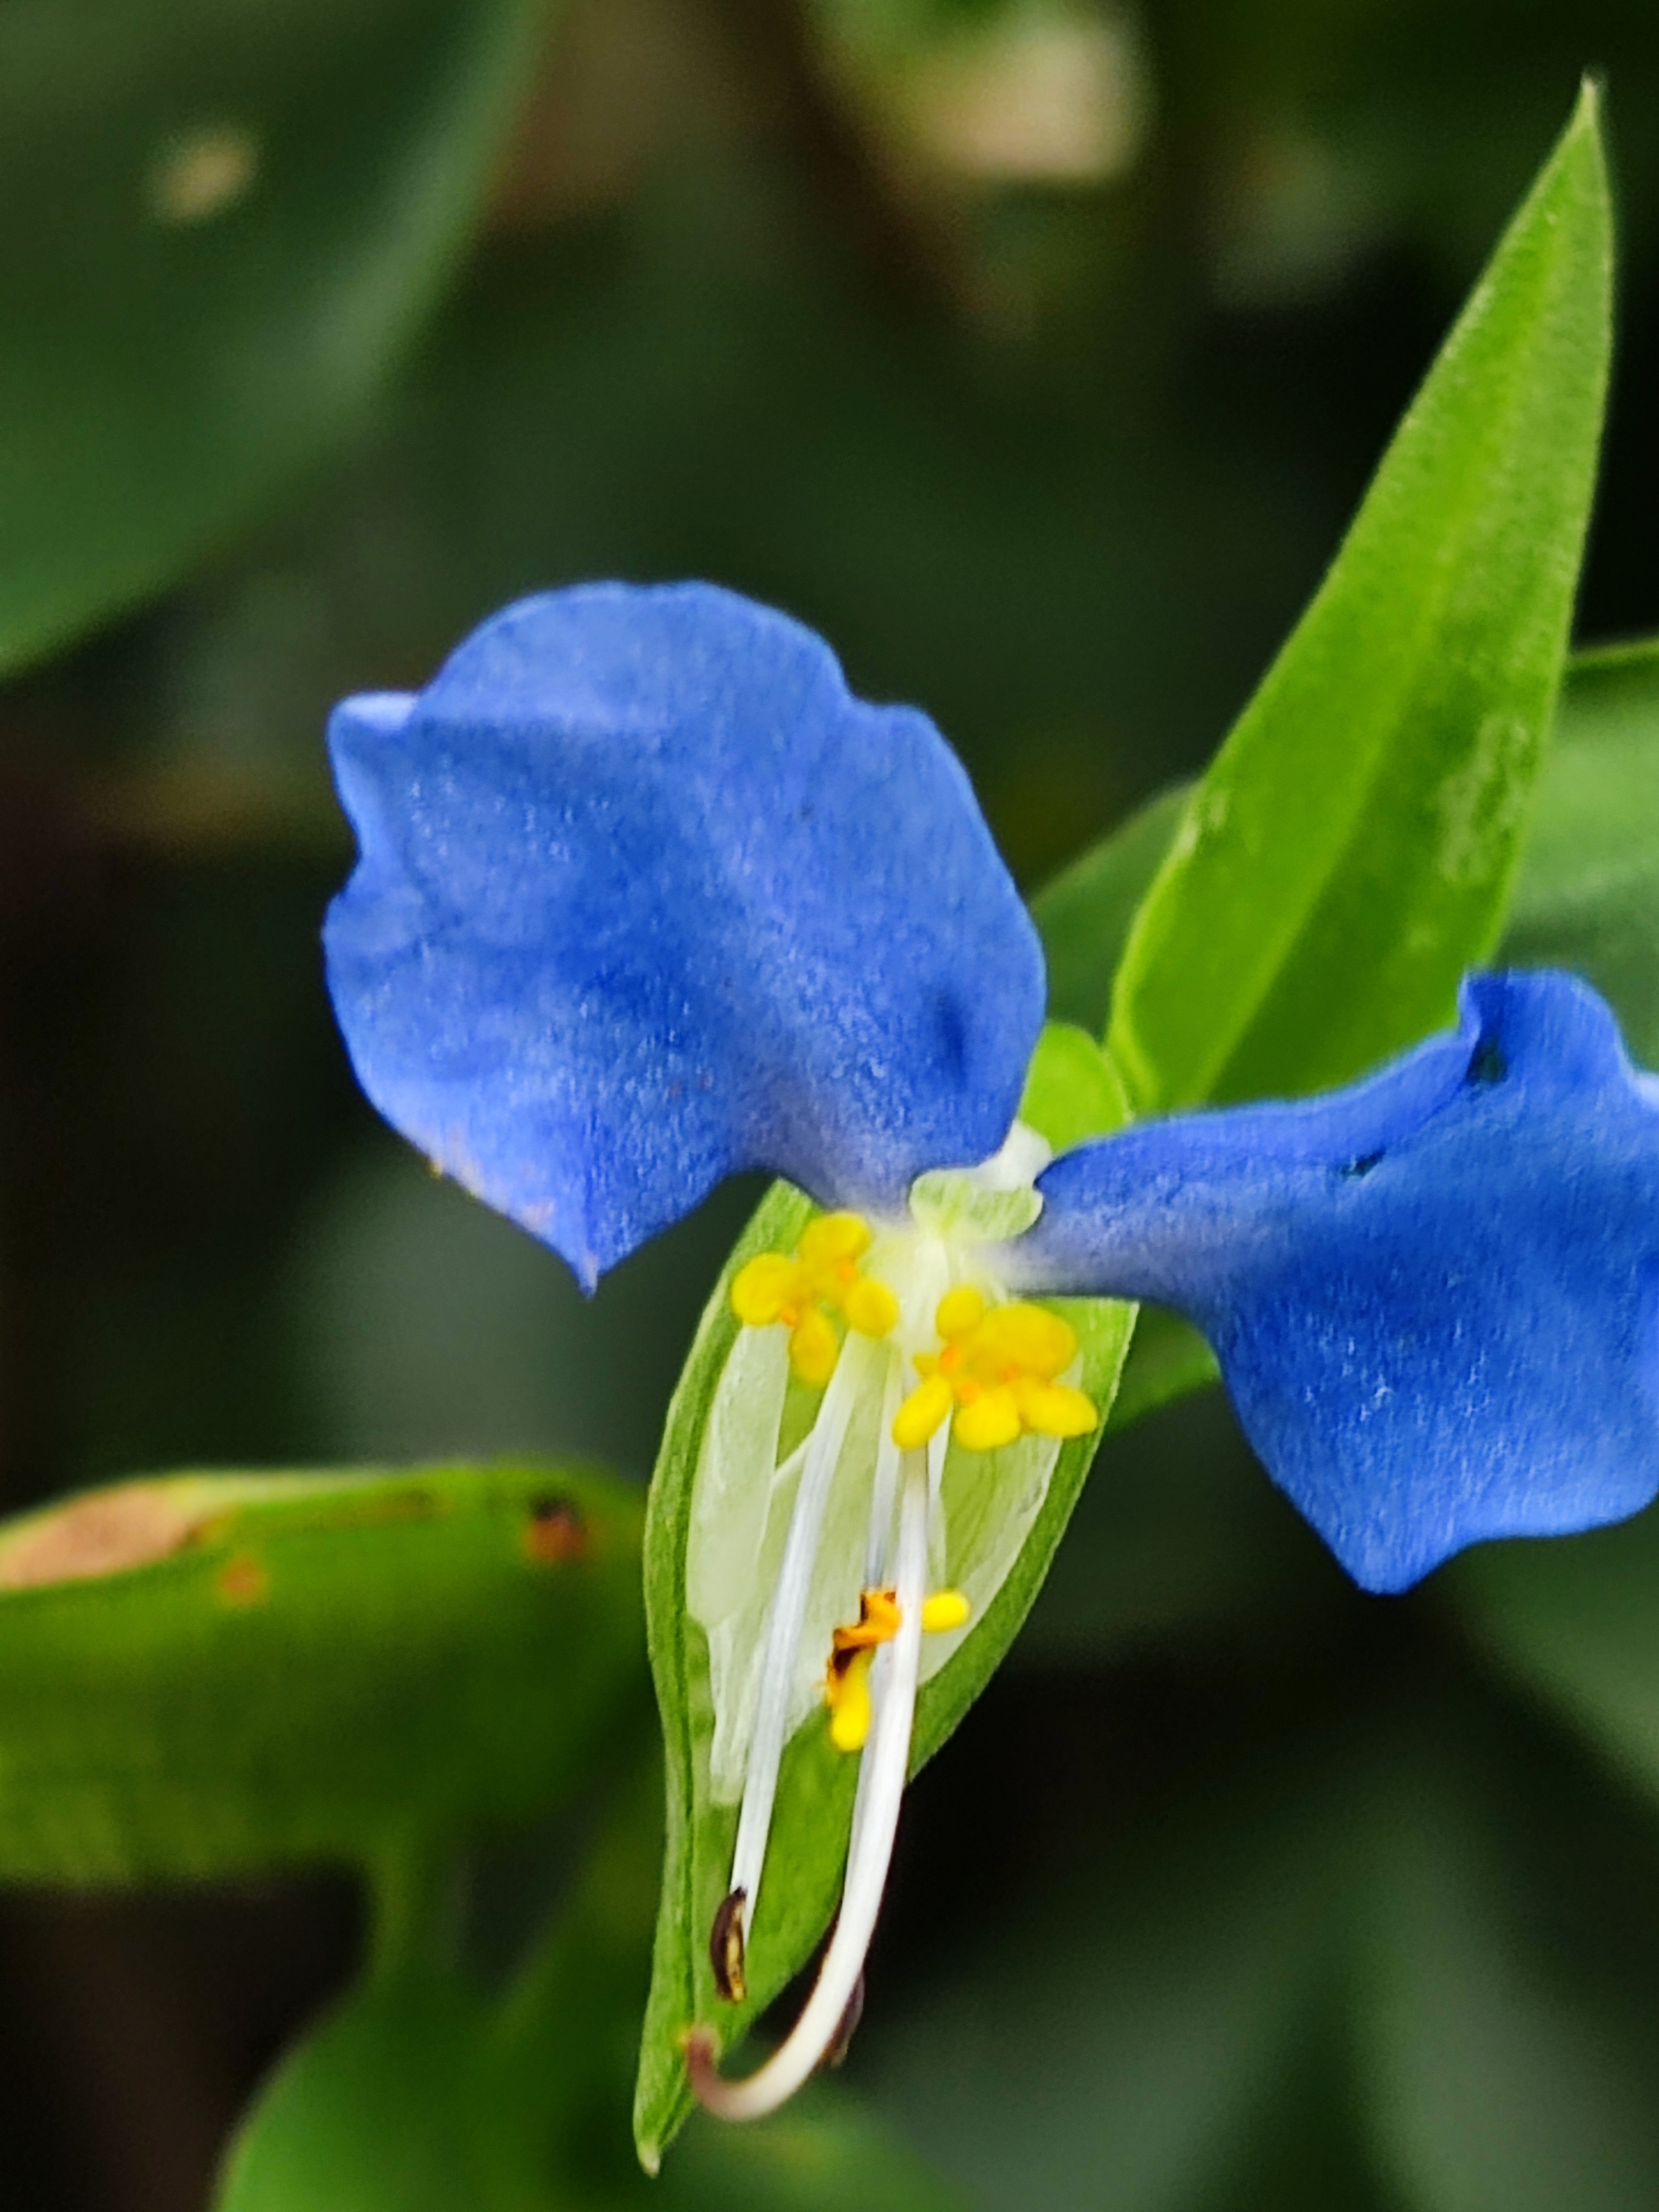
[2,2,1658,2206]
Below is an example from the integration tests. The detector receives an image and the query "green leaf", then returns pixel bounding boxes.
[0,0,545,677]
[220,1754,966,2212]
[1106,85,1612,1113]
[1016,1019,1131,1152]
[0,1460,644,1881]
[1105,1305,1218,1432]
[218,1976,511,2212]
[866,1723,1359,2211]
[1031,786,1191,1036]
[635,1185,1134,2167]
[1449,1505,1659,1820]
[1502,635,1659,1067]
[1352,1719,1659,2212]
[225,1972,969,2212]
[1031,642,1659,1091]
[1030,823,1222,1437]
[1031,637,1659,1440]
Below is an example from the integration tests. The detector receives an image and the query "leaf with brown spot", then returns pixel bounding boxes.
[525,1495,588,1565]
[0,1461,647,1884]
[0,1483,202,1588]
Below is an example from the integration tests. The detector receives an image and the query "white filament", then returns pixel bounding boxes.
[727,1336,869,1932]
[690,1446,929,2122]
[863,1347,905,1588]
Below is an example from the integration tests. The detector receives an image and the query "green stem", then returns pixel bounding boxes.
[364,1834,463,1985]
[494,1749,661,2059]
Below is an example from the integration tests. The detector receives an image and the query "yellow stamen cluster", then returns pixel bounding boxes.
[730,1213,899,1386]
[825,1584,972,1751]
[892,1286,1098,1453]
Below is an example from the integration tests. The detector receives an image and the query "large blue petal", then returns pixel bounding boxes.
[1022,972,1659,1591]
[325,584,1043,1288]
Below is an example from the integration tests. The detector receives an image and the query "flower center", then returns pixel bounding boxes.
[685,1127,1102,2121]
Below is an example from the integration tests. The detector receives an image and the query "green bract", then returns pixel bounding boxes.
[637,1175,1137,2165]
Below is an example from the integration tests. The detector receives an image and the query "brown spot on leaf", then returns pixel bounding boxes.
[0,1485,203,1590]
[215,1553,270,1608]
[524,1495,588,1565]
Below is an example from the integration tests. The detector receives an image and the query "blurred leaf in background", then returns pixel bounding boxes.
[1501,638,1659,1066]
[220,1755,968,2211]
[0,1462,644,1883]
[0,0,547,678]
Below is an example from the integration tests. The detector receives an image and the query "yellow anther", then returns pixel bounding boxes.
[828,1649,875,1750]
[893,1371,954,1449]
[896,1294,1098,1453]
[730,1252,798,1327]
[935,1283,986,1341]
[788,1306,839,1389]
[975,1302,1075,1377]
[921,1589,971,1634]
[1014,1378,1099,1439]
[832,1588,902,1655]
[799,1212,872,1269]
[843,1276,899,1337]
[825,1586,898,1752]
[825,1585,972,1750]
[730,1211,897,1387]
[953,1387,1023,1452]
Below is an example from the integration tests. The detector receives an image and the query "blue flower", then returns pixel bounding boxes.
[323,581,1659,2120]
[1025,969,1659,1594]
[324,581,1042,1293]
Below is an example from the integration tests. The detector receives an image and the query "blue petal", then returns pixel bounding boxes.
[324,584,1043,1289]
[1024,972,1659,1591]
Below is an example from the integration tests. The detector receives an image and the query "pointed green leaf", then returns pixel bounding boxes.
[0,1460,643,1881]
[1031,643,1659,1093]
[1108,86,1612,1112]
[636,1184,1133,2167]
[0,0,545,677]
